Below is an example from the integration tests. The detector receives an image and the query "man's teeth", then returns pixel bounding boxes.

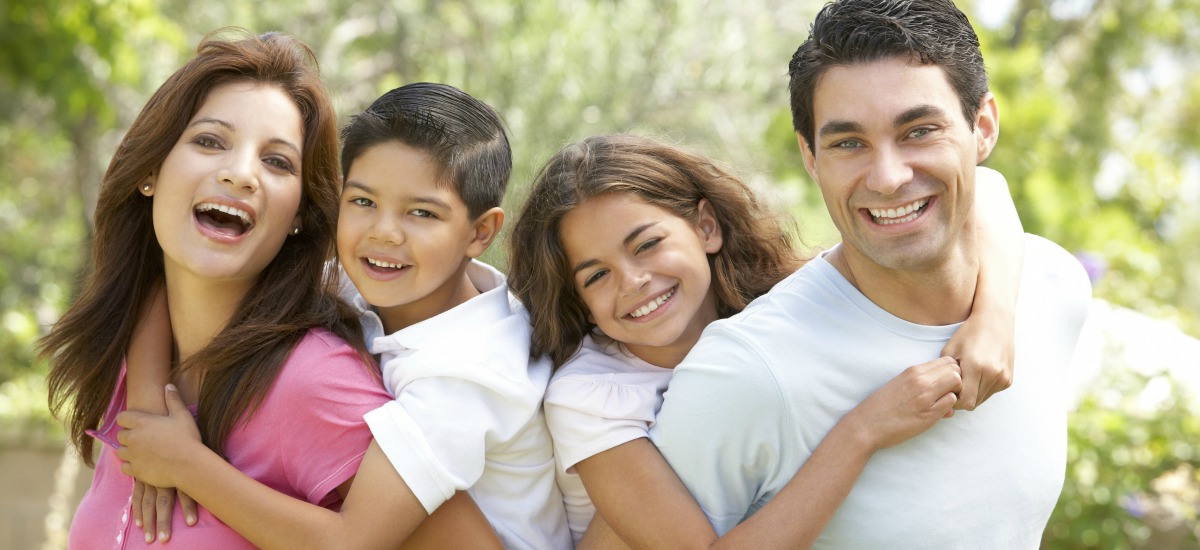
[869,198,928,225]
[630,288,675,318]
[367,258,405,269]
[196,202,252,226]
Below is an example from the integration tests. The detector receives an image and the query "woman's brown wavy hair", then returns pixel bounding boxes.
[508,134,806,368]
[39,29,365,464]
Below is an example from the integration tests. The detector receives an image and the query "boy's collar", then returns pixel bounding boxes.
[367,260,511,352]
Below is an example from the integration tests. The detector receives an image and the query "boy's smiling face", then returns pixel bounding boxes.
[337,140,482,332]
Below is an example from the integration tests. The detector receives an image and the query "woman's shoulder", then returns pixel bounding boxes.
[271,328,385,398]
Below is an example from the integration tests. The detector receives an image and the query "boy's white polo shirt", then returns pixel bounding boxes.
[343,260,570,550]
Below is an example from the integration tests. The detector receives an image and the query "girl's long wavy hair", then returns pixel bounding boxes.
[39,29,366,464]
[508,134,806,368]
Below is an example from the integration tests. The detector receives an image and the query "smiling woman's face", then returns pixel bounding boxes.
[148,81,304,289]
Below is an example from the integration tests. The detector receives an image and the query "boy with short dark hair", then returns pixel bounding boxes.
[117,82,570,550]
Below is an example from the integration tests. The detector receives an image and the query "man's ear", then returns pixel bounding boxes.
[974,92,1000,163]
[797,133,819,183]
[466,206,504,259]
[695,199,724,254]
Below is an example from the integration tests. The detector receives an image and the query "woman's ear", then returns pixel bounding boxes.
[140,173,156,196]
[696,199,724,254]
[466,207,505,259]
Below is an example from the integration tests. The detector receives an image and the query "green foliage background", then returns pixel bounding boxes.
[2,0,1198,546]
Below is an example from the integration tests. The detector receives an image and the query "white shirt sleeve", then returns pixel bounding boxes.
[648,325,795,534]
[364,366,538,514]
[543,373,660,472]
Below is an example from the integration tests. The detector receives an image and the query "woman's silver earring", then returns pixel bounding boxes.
[292,227,301,235]
[142,183,152,193]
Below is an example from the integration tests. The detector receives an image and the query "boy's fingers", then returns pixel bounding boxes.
[165,384,188,416]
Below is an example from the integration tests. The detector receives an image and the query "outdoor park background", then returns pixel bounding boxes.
[1,0,1199,548]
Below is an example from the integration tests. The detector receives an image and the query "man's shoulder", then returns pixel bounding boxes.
[1021,233,1093,306]
[697,259,842,347]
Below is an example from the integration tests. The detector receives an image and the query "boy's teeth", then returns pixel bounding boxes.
[630,287,675,318]
[196,202,252,225]
[367,258,405,269]
[868,198,928,225]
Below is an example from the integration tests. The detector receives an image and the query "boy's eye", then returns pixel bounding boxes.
[582,269,608,288]
[634,238,661,254]
[410,209,436,219]
[349,197,375,208]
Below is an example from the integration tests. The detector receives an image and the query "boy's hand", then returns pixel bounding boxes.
[848,357,962,452]
[942,305,1015,411]
[131,481,198,543]
[116,384,202,491]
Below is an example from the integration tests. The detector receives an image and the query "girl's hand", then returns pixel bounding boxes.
[847,357,962,452]
[116,384,203,490]
[943,303,1015,411]
[131,481,199,543]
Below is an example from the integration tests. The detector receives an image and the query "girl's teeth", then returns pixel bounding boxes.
[630,288,675,318]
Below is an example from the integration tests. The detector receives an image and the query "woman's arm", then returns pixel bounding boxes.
[575,357,962,550]
[116,386,502,549]
[943,166,1024,410]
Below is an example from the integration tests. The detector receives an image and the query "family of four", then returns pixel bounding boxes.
[42,0,1091,548]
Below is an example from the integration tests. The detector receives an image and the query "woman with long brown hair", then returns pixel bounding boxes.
[40,30,398,548]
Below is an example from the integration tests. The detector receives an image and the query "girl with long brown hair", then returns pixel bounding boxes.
[507,133,1024,548]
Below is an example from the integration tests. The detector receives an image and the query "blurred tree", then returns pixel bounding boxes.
[0,0,182,383]
[977,0,1200,335]
[3,0,1198,398]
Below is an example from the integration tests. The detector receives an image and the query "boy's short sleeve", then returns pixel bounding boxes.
[364,366,538,514]
[241,330,392,507]
[543,374,659,472]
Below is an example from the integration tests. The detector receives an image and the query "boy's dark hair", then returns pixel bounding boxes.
[340,83,511,219]
[788,0,988,154]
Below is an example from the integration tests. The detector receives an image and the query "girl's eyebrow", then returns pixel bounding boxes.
[572,221,661,276]
[623,222,659,247]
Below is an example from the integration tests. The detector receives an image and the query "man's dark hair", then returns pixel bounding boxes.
[789,0,988,154]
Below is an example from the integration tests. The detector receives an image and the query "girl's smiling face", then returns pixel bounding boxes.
[559,193,723,368]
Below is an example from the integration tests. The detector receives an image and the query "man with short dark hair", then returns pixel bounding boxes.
[649,1,1091,546]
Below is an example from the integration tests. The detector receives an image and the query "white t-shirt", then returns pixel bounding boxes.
[345,260,571,550]
[650,235,1092,549]
[543,335,673,544]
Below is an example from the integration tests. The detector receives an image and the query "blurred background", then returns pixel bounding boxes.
[1,0,1198,548]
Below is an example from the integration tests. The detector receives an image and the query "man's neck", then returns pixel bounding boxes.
[827,243,979,326]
